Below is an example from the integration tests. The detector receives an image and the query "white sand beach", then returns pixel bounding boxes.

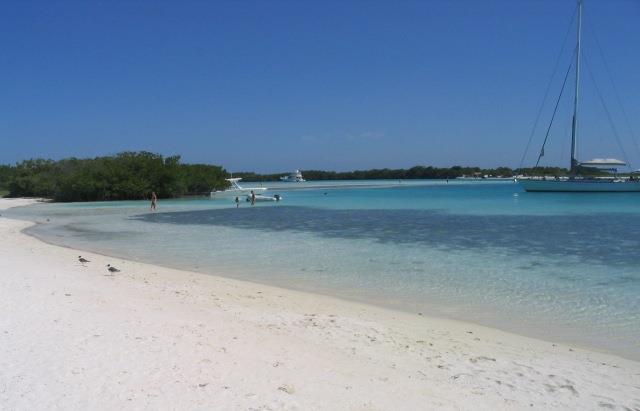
[1,198,639,410]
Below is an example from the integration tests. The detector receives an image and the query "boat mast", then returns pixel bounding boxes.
[570,0,582,173]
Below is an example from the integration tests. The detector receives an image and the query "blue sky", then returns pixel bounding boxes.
[1,0,639,172]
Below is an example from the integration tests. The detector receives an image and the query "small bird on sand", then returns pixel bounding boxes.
[106,264,121,273]
[78,256,90,264]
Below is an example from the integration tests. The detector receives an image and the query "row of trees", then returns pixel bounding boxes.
[235,166,577,182]
[1,152,228,202]
[2,153,614,202]
[0,165,13,194]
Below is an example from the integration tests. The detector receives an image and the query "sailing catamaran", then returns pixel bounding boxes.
[517,0,640,192]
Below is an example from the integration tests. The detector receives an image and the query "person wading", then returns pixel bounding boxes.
[150,192,157,211]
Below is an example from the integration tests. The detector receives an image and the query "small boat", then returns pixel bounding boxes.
[280,170,306,182]
[517,0,640,193]
[245,194,283,202]
[210,178,267,198]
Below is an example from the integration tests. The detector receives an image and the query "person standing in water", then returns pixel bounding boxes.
[150,192,157,211]
[235,196,240,208]
[250,190,256,206]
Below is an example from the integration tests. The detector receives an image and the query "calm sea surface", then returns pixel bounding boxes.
[5,180,640,360]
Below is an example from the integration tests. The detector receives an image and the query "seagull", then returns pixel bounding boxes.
[78,256,90,264]
[106,264,121,273]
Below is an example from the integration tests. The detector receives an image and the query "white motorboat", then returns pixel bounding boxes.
[280,170,306,182]
[517,0,640,193]
[210,178,267,198]
[245,194,283,202]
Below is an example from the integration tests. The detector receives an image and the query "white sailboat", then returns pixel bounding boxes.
[518,0,640,192]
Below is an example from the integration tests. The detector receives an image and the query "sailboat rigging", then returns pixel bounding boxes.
[517,0,640,192]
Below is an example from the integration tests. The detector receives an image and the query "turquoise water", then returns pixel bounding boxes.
[5,180,640,360]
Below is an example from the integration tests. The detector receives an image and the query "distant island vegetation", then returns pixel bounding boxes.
[0,152,228,202]
[234,166,568,182]
[243,165,614,181]
[0,151,611,202]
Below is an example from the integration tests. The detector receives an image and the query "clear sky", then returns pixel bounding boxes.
[1,0,639,172]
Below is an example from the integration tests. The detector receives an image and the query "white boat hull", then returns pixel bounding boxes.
[280,170,305,182]
[210,188,267,198]
[518,179,640,192]
[246,194,283,202]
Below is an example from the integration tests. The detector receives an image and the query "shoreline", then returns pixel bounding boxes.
[15,204,637,363]
[1,198,639,409]
[19,224,636,363]
[17,216,628,363]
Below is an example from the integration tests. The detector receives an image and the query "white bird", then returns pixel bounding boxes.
[78,256,90,264]
[106,264,121,273]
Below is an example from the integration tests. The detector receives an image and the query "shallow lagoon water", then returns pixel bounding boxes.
[6,180,640,360]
